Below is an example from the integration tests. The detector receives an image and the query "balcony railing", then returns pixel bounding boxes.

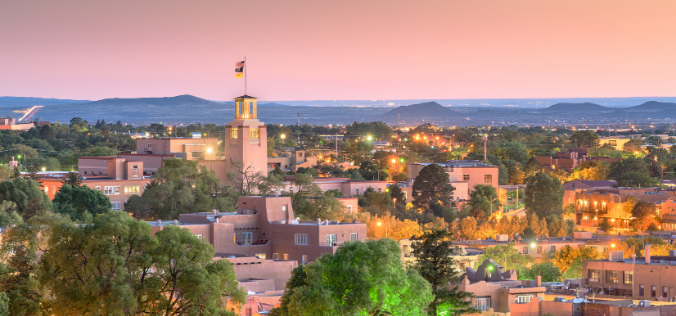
[319,241,355,247]
[249,139,260,144]
[231,139,239,144]
[235,239,269,246]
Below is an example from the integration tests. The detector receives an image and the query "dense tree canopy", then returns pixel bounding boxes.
[126,159,237,220]
[271,239,433,316]
[52,184,112,222]
[38,211,246,316]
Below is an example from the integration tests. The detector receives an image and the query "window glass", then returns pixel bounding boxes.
[295,234,308,245]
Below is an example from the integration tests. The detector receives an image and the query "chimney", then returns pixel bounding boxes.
[536,275,541,287]
[646,244,651,264]
[632,254,636,264]
[157,219,162,225]
[215,217,220,223]
[173,219,178,225]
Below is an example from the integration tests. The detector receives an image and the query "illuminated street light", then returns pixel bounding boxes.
[391,158,396,163]
[530,242,536,248]
[206,147,213,153]
[41,167,46,172]
[367,135,373,141]
[281,134,286,139]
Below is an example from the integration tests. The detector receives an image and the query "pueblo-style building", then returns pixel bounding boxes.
[583,245,676,299]
[407,160,499,201]
[149,195,366,290]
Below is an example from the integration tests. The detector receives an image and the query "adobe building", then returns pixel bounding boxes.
[136,136,218,160]
[572,187,676,229]
[279,176,390,198]
[267,150,317,173]
[0,115,38,131]
[583,245,676,300]
[149,196,366,290]
[76,156,153,210]
[407,160,499,201]
[452,259,546,313]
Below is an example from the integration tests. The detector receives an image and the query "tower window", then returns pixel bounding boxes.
[231,128,238,139]
[250,128,260,140]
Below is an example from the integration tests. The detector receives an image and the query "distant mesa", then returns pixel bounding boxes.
[541,102,611,112]
[382,101,457,119]
[625,101,676,112]
[79,94,221,107]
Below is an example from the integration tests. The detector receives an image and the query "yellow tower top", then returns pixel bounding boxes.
[234,95,258,120]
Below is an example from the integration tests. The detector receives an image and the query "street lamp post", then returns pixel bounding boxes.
[377,221,388,238]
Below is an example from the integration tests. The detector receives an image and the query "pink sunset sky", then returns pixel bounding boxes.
[1,0,675,101]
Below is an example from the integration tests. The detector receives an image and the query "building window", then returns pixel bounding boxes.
[378,188,381,193]
[230,128,238,139]
[588,269,600,283]
[347,205,353,214]
[606,270,618,284]
[250,128,260,140]
[273,253,279,260]
[356,188,359,195]
[242,232,253,245]
[463,174,470,181]
[523,247,528,254]
[133,165,138,171]
[104,186,120,195]
[623,271,633,284]
[326,234,337,246]
[350,233,358,242]
[640,285,644,296]
[302,255,307,265]
[484,174,492,185]
[133,175,138,179]
[550,246,556,251]
[194,234,202,240]
[295,233,308,245]
[283,253,288,260]
[245,307,252,316]
[404,191,407,200]
[111,202,120,210]
[473,297,491,311]
[515,295,533,304]
[124,185,140,195]
[664,286,668,298]
[652,285,657,297]
[255,253,266,259]
[537,246,542,254]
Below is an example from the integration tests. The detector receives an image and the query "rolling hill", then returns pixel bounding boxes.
[541,102,612,112]
[382,101,457,120]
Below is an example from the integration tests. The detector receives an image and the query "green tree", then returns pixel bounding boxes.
[468,184,502,218]
[411,230,475,316]
[52,184,112,222]
[608,157,657,188]
[293,191,346,221]
[38,211,246,315]
[569,131,599,147]
[412,164,455,209]
[62,171,83,187]
[0,178,53,220]
[0,292,8,316]
[389,183,406,204]
[520,262,562,282]
[524,172,563,218]
[126,159,237,220]
[271,239,433,316]
[477,244,534,277]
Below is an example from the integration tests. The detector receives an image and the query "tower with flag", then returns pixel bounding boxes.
[220,57,267,182]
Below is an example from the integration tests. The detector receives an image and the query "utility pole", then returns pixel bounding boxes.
[483,135,487,162]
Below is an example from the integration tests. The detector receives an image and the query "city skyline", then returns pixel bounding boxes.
[2,0,676,101]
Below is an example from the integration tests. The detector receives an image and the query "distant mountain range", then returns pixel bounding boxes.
[2,95,676,126]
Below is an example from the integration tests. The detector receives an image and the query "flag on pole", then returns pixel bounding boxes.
[235,60,245,78]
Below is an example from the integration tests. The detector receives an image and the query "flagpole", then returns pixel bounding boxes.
[247,55,250,95]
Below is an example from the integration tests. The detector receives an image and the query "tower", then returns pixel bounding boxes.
[224,95,268,177]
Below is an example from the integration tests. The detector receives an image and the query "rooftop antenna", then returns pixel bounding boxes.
[297,113,300,126]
